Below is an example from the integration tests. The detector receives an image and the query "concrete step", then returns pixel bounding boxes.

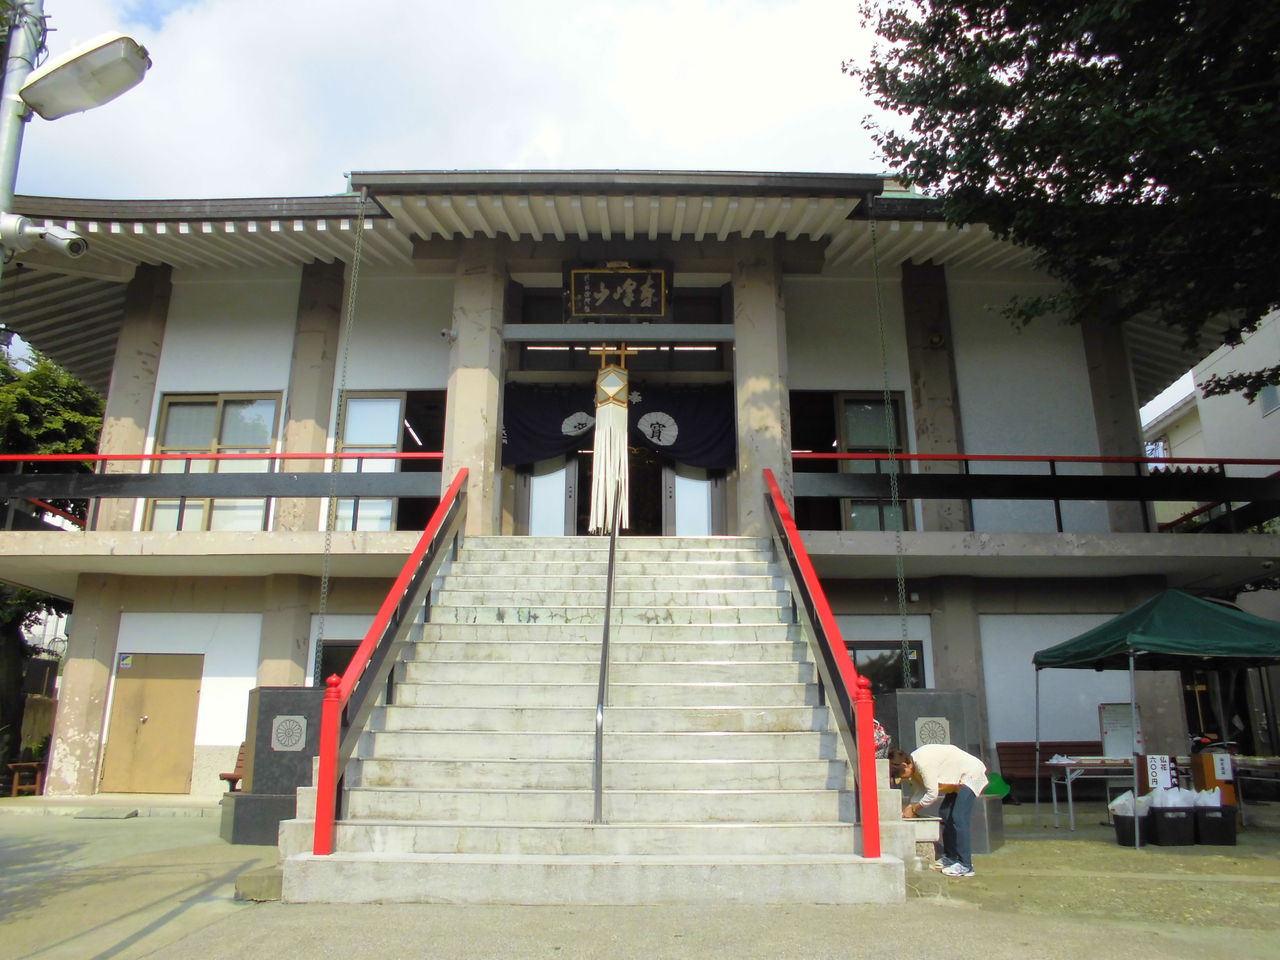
[436,589,791,608]
[377,704,833,734]
[442,573,781,590]
[390,681,818,708]
[351,758,850,791]
[399,659,815,685]
[364,730,839,761]
[409,638,810,662]
[343,787,856,823]
[416,623,801,643]
[282,850,904,905]
[327,820,861,856]
[455,547,771,565]
[427,605,790,625]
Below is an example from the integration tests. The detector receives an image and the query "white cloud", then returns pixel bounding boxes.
[16,0,894,200]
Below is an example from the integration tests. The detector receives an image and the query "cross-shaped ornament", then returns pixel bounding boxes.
[589,343,639,370]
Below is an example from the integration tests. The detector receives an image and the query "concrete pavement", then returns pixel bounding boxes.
[2,796,1278,960]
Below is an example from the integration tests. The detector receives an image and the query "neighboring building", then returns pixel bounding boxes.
[1142,314,1280,753]
[0,170,1275,798]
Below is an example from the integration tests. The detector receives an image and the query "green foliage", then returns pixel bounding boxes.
[0,350,99,762]
[0,353,103,456]
[853,1,1280,398]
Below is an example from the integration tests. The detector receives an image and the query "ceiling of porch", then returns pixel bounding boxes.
[0,174,1225,402]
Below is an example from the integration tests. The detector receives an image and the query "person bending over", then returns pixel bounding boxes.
[888,744,988,878]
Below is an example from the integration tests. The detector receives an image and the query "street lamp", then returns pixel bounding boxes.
[0,1,151,263]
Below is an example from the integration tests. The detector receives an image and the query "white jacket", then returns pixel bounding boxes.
[907,743,989,806]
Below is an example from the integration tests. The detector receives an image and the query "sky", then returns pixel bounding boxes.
[16,0,896,201]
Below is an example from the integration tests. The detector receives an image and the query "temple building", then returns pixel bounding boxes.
[1,170,1275,807]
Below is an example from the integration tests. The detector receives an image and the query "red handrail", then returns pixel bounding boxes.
[0,452,443,462]
[791,452,1280,467]
[763,469,881,860]
[312,468,468,856]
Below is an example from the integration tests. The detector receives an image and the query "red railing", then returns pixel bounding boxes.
[790,452,1280,467]
[763,469,881,859]
[312,468,468,856]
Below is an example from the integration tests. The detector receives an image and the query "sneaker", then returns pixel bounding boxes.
[941,863,975,878]
[929,858,954,871]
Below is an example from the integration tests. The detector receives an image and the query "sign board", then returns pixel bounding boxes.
[1144,754,1177,790]
[1099,702,1145,756]
[567,263,670,319]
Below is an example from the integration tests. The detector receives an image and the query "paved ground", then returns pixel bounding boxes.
[1,797,1278,960]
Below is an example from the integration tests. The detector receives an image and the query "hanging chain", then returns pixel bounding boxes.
[313,189,370,686]
[868,200,914,688]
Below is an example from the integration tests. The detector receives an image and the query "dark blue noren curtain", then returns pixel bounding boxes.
[501,381,736,470]
[628,382,735,469]
[501,382,594,466]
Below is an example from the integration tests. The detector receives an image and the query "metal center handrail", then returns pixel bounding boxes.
[592,475,625,824]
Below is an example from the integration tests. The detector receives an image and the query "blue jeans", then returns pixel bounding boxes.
[939,786,977,870]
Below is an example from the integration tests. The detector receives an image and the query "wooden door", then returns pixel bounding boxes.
[99,653,203,793]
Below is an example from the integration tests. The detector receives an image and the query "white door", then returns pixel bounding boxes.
[528,455,571,536]
[672,463,713,536]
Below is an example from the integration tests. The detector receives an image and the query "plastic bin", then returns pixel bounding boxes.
[1149,807,1196,846]
[1113,813,1147,847]
[1195,806,1238,846]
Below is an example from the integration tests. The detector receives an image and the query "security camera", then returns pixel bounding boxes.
[39,225,89,259]
[440,328,457,342]
[0,214,88,258]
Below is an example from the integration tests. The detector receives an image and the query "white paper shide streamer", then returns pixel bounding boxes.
[589,362,630,534]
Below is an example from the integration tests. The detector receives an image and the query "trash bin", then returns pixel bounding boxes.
[1149,807,1195,846]
[1195,806,1238,846]
[1113,813,1146,847]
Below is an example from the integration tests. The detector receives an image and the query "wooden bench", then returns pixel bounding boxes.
[220,743,247,792]
[995,741,1104,801]
[8,761,47,797]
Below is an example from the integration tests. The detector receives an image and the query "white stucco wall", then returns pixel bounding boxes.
[784,276,911,392]
[339,273,453,390]
[948,270,1108,532]
[979,613,1134,755]
[157,267,301,394]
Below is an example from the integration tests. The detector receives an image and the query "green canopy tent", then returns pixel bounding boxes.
[1030,590,1280,847]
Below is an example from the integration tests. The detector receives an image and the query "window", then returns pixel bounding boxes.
[790,391,909,532]
[846,640,926,694]
[839,395,908,532]
[336,391,444,531]
[149,394,279,531]
[1260,384,1279,416]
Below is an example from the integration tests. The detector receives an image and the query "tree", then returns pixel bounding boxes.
[0,349,102,766]
[851,1,1280,400]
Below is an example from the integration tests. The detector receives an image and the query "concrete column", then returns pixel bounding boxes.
[275,260,344,532]
[1081,315,1147,531]
[45,573,123,795]
[257,574,316,686]
[901,261,971,531]
[929,577,990,748]
[442,240,506,535]
[732,237,791,536]
[93,265,171,532]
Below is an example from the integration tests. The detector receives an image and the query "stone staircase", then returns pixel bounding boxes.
[280,536,911,903]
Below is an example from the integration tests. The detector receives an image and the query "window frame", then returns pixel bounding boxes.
[335,391,407,532]
[836,391,911,532]
[146,392,281,531]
